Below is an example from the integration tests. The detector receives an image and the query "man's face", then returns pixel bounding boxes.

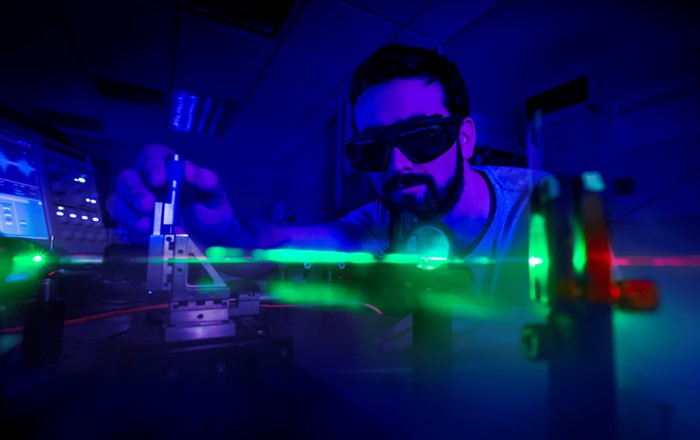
[353,78,471,220]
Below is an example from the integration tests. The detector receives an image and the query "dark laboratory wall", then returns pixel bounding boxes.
[609,213,700,439]
[446,2,700,437]
[194,155,277,222]
[445,0,700,221]
[273,117,338,225]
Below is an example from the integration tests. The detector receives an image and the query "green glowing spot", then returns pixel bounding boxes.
[572,219,587,277]
[252,249,374,265]
[204,247,248,263]
[419,256,448,271]
[383,254,420,265]
[205,246,228,260]
[268,280,361,306]
[1,238,54,300]
[469,257,493,265]
[529,256,543,268]
[529,212,550,303]
[416,293,509,319]
[195,276,214,287]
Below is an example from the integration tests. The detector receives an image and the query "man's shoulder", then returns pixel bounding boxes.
[475,166,549,193]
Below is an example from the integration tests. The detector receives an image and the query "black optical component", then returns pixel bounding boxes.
[345,114,462,172]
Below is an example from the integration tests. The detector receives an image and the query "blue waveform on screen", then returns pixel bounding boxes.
[0,150,37,179]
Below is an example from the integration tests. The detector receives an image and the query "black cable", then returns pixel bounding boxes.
[612,166,700,222]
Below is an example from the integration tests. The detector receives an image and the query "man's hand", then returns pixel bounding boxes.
[105,144,236,244]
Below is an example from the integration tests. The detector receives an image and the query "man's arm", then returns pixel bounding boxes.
[106,144,360,252]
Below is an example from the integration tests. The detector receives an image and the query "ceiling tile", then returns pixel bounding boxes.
[63,0,176,46]
[263,44,355,94]
[388,29,441,50]
[286,0,400,65]
[0,1,95,115]
[62,0,176,89]
[275,85,348,163]
[97,100,166,143]
[174,14,277,101]
[86,47,174,90]
[223,79,326,162]
[410,0,501,42]
[341,0,432,25]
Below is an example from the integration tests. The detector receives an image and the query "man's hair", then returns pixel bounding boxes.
[349,44,470,124]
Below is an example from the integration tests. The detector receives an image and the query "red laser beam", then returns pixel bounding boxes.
[613,256,700,267]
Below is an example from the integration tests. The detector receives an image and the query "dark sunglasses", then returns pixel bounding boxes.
[344,114,462,172]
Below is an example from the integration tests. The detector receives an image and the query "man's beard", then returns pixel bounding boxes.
[377,145,465,221]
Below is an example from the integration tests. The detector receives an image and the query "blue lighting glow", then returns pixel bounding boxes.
[170,90,199,132]
[5,272,29,282]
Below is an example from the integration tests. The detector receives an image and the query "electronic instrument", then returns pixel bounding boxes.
[0,114,107,256]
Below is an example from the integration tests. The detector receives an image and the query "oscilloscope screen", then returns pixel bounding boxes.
[0,131,49,239]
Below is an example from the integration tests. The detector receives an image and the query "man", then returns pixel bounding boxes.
[108,44,531,256]
[107,44,535,347]
[103,43,561,439]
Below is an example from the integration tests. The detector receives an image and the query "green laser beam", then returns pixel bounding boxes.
[139,247,508,269]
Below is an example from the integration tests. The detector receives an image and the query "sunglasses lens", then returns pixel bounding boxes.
[399,124,452,163]
[345,139,388,171]
[345,116,459,171]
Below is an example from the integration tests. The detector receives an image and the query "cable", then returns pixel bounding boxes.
[0,326,22,335]
[612,166,700,222]
[362,303,384,315]
[63,303,168,325]
[0,301,385,335]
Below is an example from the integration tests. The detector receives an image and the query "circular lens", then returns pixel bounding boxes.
[406,225,451,270]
